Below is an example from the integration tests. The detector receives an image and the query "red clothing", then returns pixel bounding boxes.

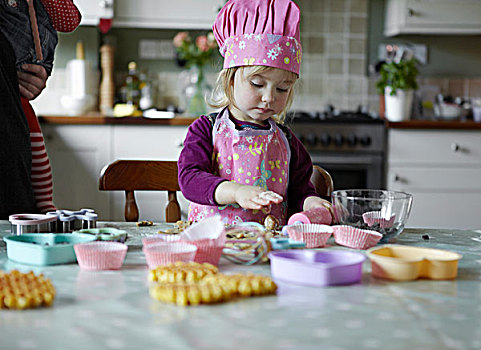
[40,0,81,32]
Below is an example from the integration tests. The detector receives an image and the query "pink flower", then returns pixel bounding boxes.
[173,31,190,48]
[196,35,209,52]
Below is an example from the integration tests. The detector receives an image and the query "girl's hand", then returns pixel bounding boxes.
[214,181,283,210]
[235,186,283,210]
[303,196,334,224]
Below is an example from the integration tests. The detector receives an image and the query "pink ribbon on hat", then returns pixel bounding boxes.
[213,0,302,75]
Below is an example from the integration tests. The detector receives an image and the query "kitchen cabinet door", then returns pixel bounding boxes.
[75,0,114,26]
[384,0,481,36]
[113,0,225,29]
[387,129,481,229]
[43,125,113,220]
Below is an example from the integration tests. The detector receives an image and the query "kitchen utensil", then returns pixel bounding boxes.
[46,208,97,233]
[268,250,366,287]
[331,189,413,243]
[142,242,197,269]
[366,245,462,281]
[332,225,383,250]
[3,233,96,266]
[9,213,58,235]
[74,241,128,271]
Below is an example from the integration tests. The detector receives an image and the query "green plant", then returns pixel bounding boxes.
[376,59,419,95]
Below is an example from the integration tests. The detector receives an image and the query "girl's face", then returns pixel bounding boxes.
[230,67,295,125]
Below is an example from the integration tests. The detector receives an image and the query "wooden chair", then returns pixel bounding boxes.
[99,160,181,222]
[99,160,333,222]
[310,165,334,200]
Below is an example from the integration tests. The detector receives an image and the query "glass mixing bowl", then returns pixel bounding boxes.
[331,189,413,243]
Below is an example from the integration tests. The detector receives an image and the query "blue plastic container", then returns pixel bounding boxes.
[3,233,97,266]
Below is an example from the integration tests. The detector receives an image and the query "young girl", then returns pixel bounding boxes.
[0,0,81,213]
[178,0,332,225]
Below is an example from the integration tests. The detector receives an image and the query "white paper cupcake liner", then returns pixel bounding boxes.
[142,234,180,246]
[333,225,382,250]
[285,224,333,248]
[180,215,226,246]
[362,211,396,228]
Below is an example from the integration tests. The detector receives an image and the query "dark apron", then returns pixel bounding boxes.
[0,30,37,218]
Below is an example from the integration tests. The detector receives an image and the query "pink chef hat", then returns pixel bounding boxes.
[213,0,302,75]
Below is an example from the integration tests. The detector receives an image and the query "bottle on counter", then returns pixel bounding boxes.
[139,69,153,110]
[125,61,140,107]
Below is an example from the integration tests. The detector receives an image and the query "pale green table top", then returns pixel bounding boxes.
[1,221,481,350]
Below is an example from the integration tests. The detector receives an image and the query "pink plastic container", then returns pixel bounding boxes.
[285,224,333,248]
[269,250,366,286]
[288,207,332,226]
[332,225,382,250]
[142,242,197,269]
[74,241,128,270]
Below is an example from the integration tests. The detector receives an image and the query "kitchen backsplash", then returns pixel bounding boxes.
[31,0,481,116]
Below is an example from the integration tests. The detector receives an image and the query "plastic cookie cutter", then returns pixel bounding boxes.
[73,228,128,243]
[46,208,98,233]
[269,237,306,250]
[9,213,59,235]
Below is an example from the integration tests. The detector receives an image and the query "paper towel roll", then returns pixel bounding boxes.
[66,59,91,97]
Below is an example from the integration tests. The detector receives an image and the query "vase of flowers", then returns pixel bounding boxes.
[173,31,218,116]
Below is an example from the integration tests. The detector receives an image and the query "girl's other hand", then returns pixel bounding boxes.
[235,186,283,210]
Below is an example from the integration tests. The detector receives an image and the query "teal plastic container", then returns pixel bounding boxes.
[3,233,97,266]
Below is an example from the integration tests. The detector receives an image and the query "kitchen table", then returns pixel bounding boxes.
[1,221,481,350]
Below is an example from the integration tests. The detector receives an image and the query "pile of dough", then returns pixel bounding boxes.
[148,262,277,306]
[0,270,55,310]
[148,261,218,283]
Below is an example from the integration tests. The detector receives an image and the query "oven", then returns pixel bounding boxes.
[287,109,386,190]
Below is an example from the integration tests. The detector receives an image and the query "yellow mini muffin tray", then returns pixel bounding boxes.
[366,245,462,281]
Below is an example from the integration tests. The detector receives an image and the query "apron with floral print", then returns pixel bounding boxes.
[189,110,290,225]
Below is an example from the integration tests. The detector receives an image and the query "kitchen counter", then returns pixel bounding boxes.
[386,119,481,129]
[1,222,481,349]
[39,113,197,126]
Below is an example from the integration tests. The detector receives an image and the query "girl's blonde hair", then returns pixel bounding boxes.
[208,65,298,124]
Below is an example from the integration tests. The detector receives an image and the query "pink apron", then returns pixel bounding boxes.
[189,109,290,225]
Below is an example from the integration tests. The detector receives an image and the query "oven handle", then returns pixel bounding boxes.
[310,155,382,166]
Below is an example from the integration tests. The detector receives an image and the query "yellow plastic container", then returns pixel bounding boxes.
[366,245,462,281]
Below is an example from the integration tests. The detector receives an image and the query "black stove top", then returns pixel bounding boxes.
[287,106,383,124]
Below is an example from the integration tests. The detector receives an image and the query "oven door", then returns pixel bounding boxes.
[310,153,384,190]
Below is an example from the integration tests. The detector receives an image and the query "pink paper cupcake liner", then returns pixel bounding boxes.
[285,224,333,248]
[74,241,128,271]
[362,211,396,228]
[142,242,197,269]
[333,225,382,250]
[180,238,224,266]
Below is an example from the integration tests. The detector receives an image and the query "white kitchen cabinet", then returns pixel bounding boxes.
[42,124,113,219]
[384,0,481,36]
[42,124,190,222]
[110,125,189,221]
[75,0,114,26]
[113,0,225,29]
[387,129,481,229]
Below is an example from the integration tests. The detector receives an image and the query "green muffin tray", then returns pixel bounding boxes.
[3,233,97,266]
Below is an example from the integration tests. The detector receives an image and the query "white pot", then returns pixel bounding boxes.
[384,87,414,122]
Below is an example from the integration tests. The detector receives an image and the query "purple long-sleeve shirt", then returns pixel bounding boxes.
[178,113,319,218]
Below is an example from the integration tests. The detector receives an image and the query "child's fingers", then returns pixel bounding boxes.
[258,191,283,203]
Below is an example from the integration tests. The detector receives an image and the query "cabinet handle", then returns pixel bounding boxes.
[451,143,460,152]
[407,8,415,17]
[394,174,402,182]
